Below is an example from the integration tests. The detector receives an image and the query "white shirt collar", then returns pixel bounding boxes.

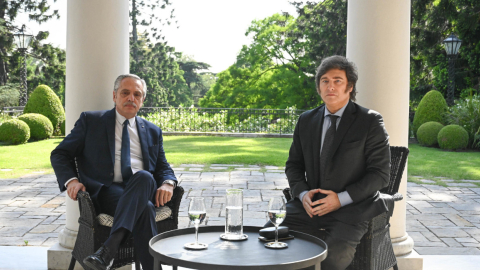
[115,109,136,127]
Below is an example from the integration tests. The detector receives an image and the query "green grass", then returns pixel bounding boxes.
[1,136,479,181]
[163,136,291,166]
[407,143,480,180]
[0,138,62,178]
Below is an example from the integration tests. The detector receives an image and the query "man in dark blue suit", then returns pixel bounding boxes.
[51,74,177,270]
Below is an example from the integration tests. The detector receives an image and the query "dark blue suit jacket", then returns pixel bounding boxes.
[51,108,177,210]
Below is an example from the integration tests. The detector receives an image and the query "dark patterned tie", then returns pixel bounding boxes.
[121,119,133,183]
[320,115,339,183]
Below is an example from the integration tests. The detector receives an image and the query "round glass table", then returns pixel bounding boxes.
[149,226,327,270]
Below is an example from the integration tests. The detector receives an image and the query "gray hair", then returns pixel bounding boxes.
[113,74,147,99]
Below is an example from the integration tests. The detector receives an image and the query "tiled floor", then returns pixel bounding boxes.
[1,164,480,257]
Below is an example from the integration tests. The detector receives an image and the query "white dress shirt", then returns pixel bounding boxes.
[65,109,144,187]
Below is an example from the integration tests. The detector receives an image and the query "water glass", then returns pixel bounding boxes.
[223,189,244,240]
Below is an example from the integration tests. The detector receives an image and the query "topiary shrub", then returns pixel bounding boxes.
[18,113,53,140]
[417,121,444,147]
[0,119,30,144]
[413,90,447,137]
[437,125,469,151]
[23,85,65,133]
[60,120,65,136]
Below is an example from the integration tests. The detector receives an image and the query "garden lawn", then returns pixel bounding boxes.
[407,143,480,180]
[163,136,292,166]
[1,136,479,181]
[0,138,63,179]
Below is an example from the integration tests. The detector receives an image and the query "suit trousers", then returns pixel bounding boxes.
[265,198,368,270]
[97,170,159,270]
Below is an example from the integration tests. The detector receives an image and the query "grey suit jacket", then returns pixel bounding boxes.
[286,101,390,224]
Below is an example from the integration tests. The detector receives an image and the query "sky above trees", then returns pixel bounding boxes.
[16,0,297,73]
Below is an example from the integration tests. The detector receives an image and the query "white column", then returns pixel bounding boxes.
[48,0,129,269]
[346,0,423,269]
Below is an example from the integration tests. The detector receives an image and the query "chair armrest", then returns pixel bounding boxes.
[166,186,184,222]
[283,188,292,201]
[392,193,403,202]
[76,190,98,227]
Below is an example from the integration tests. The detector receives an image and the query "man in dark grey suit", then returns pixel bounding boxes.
[283,56,390,270]
[51,74,177,270]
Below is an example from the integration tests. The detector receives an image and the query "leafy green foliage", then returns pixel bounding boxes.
[438,125,469,150]
[0,1,62,91]
[0,119,30,145]
[18,113,53,140]
[23,85,65,131]
[413,90,447,136]
[417,121,444,147]
[410,0,480,102]
[446,95,480,149]
[130,37,191,107]
[0,83,20,108]
[143,107,301,133]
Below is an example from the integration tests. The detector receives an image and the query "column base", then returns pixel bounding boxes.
[394,249,423,270]
[48,242,132,270]
[58,226,78,249]
[390,234,423,270]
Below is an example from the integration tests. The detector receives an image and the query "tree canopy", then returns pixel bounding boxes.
[200,0,347,109]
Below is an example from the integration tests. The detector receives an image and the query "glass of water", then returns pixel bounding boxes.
[265,196,288,249]
[184,197,208,250]
[222,189,245,240]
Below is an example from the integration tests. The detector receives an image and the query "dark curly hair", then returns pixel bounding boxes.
[314,55,358,102]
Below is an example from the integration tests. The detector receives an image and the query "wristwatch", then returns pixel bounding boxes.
[163,180,176,188]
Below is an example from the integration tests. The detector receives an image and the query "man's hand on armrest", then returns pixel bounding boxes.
[66,179,86,201]
[155,182,175,207]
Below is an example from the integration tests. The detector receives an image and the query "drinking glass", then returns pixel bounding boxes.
[184,197,208,250]
[222,189,245,240]
[265,196,288,249]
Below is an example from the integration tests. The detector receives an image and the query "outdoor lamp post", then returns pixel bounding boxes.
[442,33,462,106]
[13,24,33,106]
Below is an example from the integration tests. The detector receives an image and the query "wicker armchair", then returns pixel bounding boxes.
[68,185,184,270]
[283,146,409,270]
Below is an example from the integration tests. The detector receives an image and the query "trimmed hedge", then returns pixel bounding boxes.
[0,119,30,145]
[18,113,53,140]
[413,90,447,137]
[23,85,65,132]
[417,121,444,147]
[438,125,469,150]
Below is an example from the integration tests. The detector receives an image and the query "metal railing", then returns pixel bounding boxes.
[139,107,306,134]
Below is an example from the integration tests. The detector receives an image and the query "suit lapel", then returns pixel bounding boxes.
[104,108,116,166]
[329,101,357,160]
[312,106,325,188]
[136,116,150,171]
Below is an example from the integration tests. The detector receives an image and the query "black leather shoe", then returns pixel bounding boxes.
[83,245,114,270]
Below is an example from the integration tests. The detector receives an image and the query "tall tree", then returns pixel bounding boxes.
[177,54,211,98]
[200,0,348,110]
[129,0,192,107]
[0,0,59,86]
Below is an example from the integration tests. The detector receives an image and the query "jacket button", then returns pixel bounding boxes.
[110,173,113,176]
